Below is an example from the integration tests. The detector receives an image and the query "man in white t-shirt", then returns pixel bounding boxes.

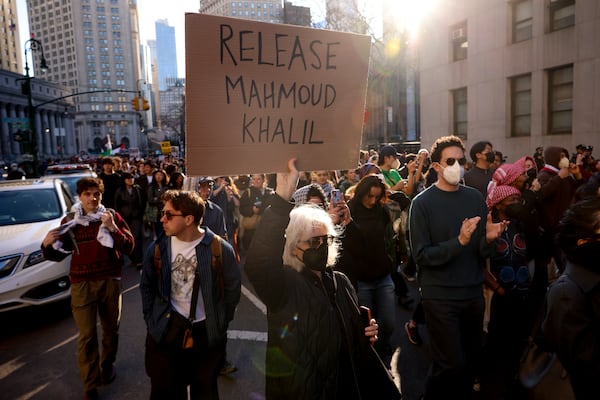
[140,190,241,399]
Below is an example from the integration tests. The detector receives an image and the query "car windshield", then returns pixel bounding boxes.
[0,189,62,226]
[57,176,80,199]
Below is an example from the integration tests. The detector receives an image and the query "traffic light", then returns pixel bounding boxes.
[131,97,140,111]
[142,98,150,111]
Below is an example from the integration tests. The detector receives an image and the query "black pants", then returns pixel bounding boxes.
[145,321,224,400]
[422,297,484,400]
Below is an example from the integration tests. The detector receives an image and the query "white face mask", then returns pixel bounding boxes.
[558,157,570,169]
[442,163,464,186]
[391,158,401,170]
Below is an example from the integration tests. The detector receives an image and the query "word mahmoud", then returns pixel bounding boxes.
[226,76,336,109]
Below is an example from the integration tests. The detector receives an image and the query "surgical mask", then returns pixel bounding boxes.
[442,163,464,186]
[485,152,495,163]
[302,243,328,272]
[391,158,401,170]
[558,157,570,169]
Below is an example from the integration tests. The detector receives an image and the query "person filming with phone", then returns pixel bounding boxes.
[245,159,401,399]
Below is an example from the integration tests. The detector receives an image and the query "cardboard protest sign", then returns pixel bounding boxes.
[185,13,371,177]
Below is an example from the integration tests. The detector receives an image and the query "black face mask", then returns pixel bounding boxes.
[302,243,328,272]
[569,241,600,269]
[485,152,496,163]
[505,202,525,219]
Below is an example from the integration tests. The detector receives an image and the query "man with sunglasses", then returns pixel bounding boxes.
[140,190,241,399]
[408,136,507,400]
[464,140,495,198]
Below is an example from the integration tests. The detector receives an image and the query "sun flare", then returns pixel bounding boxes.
[388,0,439,40]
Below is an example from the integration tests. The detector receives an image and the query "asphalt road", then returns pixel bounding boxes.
[0,261,430,400]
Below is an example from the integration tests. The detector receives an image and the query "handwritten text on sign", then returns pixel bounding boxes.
[185,13,371,176]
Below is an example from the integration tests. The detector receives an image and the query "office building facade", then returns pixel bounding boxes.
[25,0,144,155]
[418,0,599,161]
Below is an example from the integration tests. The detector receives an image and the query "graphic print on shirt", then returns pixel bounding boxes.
[171,253,197,302]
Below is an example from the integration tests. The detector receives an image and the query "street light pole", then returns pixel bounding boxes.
[21,38,49,177]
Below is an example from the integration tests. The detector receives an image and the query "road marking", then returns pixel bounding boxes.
[242,284,266,315]
[15,383,50,400]
[227,329,267,342]
[0,356,26,379]
[123,283,139,295]
[44,333,78,354]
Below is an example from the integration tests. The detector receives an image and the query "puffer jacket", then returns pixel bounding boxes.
[245,195,397,400]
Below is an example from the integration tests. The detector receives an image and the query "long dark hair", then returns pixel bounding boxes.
[349,175,387,211]
[151,169,167,188]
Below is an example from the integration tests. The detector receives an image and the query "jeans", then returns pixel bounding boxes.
[145,321,224,400]
[357,274,396,356]
[71,278,122,391]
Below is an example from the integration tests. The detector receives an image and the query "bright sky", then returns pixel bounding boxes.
[136,0,438,78]
[137,0,199,78]
[137,0,326,78]
[17,0,434,78]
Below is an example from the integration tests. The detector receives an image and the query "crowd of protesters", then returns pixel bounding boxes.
[35,138,600,399]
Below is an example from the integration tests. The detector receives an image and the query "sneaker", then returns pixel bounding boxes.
[101,364,116,384]
[404,322,422,346]
[84,388,98,400]
[219,360,238,375]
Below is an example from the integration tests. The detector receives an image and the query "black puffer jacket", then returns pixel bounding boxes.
[245,195,393,399]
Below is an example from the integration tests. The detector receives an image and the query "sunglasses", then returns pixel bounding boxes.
[301,235,334,249]
[443,157,467,166]
[160,210,187,220]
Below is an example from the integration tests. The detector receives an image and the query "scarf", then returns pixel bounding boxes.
[53,203,114,251]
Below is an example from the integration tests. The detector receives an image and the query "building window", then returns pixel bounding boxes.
[548,65,573,134]
[510,74,531,137]
[512,0,532,42]
[549,0,575,31]
[450,22,468,62]
[452,87,468,138]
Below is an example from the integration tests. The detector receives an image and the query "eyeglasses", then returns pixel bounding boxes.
[301,235,334,249]
[160,210,186,220]
[443,157,467,166]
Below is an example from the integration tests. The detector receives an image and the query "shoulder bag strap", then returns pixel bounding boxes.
[188,260,202,323]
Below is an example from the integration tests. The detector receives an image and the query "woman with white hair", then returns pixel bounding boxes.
[245,159,401,400]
